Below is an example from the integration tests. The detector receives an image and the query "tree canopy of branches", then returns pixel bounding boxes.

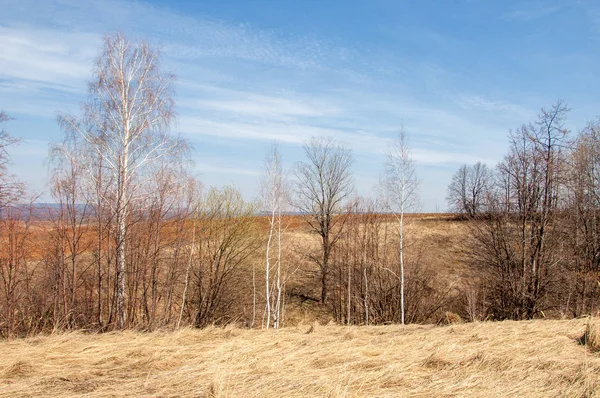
[54,33,188,329]
[190,186,260,328]
[470,101,570,320]
[563,119,600,316]
[0,112,24,210]
[293,136,353,304]
[446,162,492,218]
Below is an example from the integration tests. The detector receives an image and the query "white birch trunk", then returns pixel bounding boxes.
[178,220,196,328]
[116,121,130,330]
[384,128,419,327]
[274,197,282,329]
[265,196,276,329]
[364,266,369,325]
[400,199,405,325]
[347,263,351,325]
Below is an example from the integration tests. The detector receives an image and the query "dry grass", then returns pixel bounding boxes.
[580,317,600,353]
[2,319,600,397]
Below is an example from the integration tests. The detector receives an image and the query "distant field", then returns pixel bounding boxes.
[1,318,599,397]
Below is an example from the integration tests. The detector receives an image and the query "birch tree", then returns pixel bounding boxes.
[260,143,287,328]
[56,33,187,329]
[383,128,420,325]
[293,136,353,304]
[0,111,24,210]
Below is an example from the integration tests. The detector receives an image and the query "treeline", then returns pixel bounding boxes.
[0,33,447,336]
[448,101,600,320]
[1,33,599,337]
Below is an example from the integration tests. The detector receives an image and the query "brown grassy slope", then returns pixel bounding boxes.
[403,214,473,285]
[280,214,473,325]
[2,318,600,397]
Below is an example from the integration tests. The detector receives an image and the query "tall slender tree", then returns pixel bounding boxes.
[383,128,420,325]
[56,33,187,329]
[260,143,287,328]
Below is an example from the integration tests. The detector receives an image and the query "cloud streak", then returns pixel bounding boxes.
[2,0,562,210]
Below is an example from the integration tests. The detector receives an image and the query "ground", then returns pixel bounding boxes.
[1,318,599,397]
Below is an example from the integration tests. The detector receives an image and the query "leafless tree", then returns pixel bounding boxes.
[293,136,353,304]
[48,132,92,329]
[56,33,187,329]
[330,197,382,325]
[0,112,25,210]
[0,111,30,337]
[189,186,260,328]
[260,143,288,328]
[563,120,600,316]
[330,197,450,325]
[382,128,420,324]
[177,180,201,329]
[470,101,570,320]
[447,162,492,218]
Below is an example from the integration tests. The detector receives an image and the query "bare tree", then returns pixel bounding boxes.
[56,33,187,329]
[260,143,287,328]
[293,136,353,304]
[0,112,25,210]
[0,204,35,337]
[48,132,92,329]
[190,186,260,328]
[446,162,492,218]
[382,128,420,324]
[562,119,600,316]
[177,180,201,329]
[330,197,381,325]
[0,111,29,337]
[470,101,569,320]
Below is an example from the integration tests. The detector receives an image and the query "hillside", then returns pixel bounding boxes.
[1,318,599,397]
[281,213,474,325]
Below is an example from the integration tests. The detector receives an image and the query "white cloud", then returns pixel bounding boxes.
[179,87,341,119]
[0,26,98,92]
[1,0,538,211]
[456,94,530,115]
[503,4,561,21]
[179,116,339,144]
[412,148,495,166]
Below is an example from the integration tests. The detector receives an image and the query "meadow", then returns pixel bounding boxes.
[1,317,599,397]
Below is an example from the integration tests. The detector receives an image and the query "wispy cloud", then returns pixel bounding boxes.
[412,148,495,166]
[455,94,530,115]
[503,3,561,21]
[179,87,342,119]
[2,0,559,210]
[0,26,98,92]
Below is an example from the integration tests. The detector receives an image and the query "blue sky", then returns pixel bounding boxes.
[2,0,600,211]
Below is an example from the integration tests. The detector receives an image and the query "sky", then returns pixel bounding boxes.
[2,0,600,211]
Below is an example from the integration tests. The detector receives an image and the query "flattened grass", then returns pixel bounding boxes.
[2,318,600,397]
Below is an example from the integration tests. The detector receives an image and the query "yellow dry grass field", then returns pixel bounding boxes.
[2,318,600,397]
